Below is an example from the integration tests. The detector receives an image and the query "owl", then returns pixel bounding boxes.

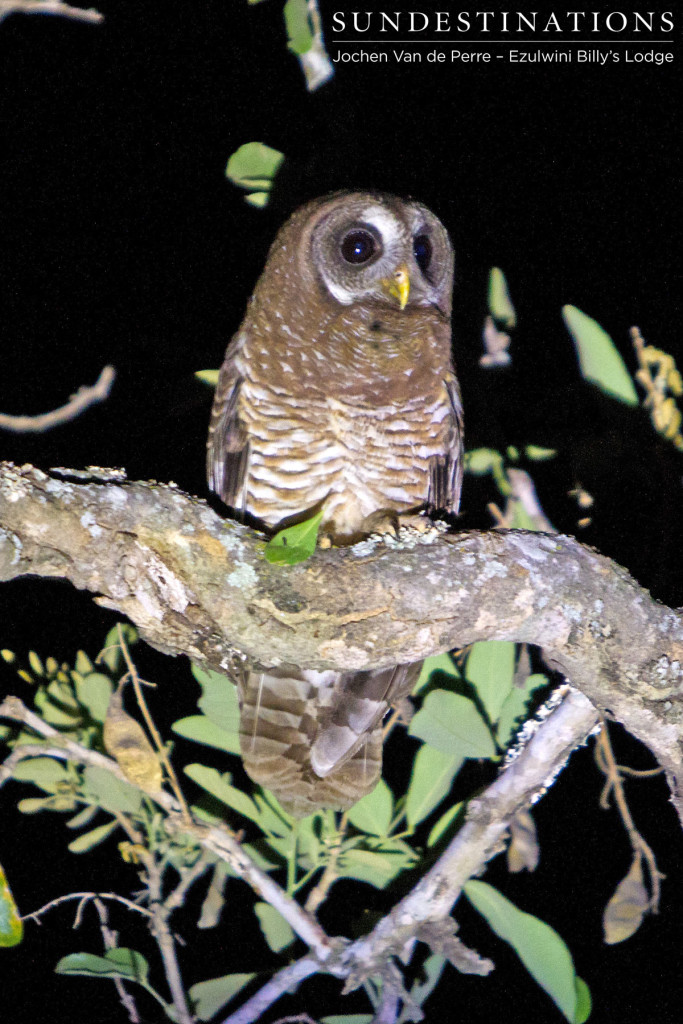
[207,192,463,817]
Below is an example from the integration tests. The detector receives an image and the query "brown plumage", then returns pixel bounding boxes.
[208,192,463,817]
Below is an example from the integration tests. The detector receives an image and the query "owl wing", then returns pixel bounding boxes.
[206,334,250,510]
[428,373,464,514]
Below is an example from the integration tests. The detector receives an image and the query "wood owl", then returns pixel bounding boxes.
[208,191,463,817]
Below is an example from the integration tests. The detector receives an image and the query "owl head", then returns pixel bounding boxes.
[265,191,454,318]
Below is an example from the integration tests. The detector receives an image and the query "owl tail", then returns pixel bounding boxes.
[238,663,420,818]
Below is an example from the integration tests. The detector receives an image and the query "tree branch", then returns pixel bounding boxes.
[0,367,115,433]
[1,461,682,823]
[0,0,102,24]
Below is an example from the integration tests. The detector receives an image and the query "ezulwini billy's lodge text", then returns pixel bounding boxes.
[331,48,674,64]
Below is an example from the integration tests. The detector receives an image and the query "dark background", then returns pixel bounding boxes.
[1,1,682,1021]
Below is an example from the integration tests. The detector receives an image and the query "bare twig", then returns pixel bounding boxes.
[164,851,211,913]
[595,721,665,912]
[144,854,193,1024]
[116,624,192,822]
[304,812,347,915]
[21,891,153,924]
[93,898,142,1024]
[0,365,115,433]
[0,0,102,24]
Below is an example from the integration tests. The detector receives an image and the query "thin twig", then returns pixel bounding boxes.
[0,365,115,432]
[117,625,192,822]
[21,891,153,924]
[595,721,665,912]
[144,855,193,1024]
[304,812,347,915]
[0,0,102,21]
[164,852,211,913]
[93,898,141,1023]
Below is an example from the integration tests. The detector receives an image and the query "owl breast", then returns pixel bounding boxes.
[238,366,454,539]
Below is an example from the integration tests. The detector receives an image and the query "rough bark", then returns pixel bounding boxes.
[1,461,682,821]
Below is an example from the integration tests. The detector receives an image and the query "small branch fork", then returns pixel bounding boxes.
[0,366,115,433]
[594,720,665,912]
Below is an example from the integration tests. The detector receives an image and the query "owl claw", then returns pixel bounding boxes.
[361,508,401,537]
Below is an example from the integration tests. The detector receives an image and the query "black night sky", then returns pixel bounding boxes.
[1,2,682,1022]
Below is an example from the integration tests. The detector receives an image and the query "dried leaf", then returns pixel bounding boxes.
[103,688,162,793]
[603,856,649,944]
[507,809,540,873]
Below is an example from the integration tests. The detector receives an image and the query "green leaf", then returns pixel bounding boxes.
[66,805,99,830]
[226,143,284,193]
[34,687,81,727]
[574,977,592,1023]
[254,901,295,952]
[525,444,557,461]
[75,650,94,676]
[191,665,242,735]
[284,0,314,54]
[562,305,638,406]
[464,880,578,1022]
[184,764,260,823]
[412,651,459,695]
[488,267,516,329]
[12,757,71,793]
[75,673,113,723]
[337,841,415,889]
[82,765,143,815]
[496,673,548,748]
[346,779,393,836]
[172,716,241,756]
[264,509,324,565]
[427,801,463,848]
[0,862,23,947]
[195,369,219,387]
[406,746,463,829]
[55,947,150,984]
[67,819,119,853]
[17,796,52,814]
[28,651,44,677]
[465,641,516,723]
[402,954,446,1017]
[190,973,256,1021]
[464,447,504,476]
[198,862,230,930]
[253,793,295,838]
[409,691,496,760]
[245,191,270,208]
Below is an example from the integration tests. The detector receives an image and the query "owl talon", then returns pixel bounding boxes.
[361,509,401,537]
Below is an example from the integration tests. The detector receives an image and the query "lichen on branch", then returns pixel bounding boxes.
[1,460,682,822]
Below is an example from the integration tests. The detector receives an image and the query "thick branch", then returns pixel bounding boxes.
[1,462,683,820]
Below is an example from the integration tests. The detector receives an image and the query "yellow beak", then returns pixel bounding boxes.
[381,263,410,310]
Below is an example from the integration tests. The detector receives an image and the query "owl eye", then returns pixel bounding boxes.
[413,233,433,275]
[340,229,378,265]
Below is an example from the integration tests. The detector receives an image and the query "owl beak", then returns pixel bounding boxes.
[381,263,410,310]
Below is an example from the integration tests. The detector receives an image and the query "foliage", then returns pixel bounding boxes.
[225,142,285,208]
[1,618,582,1020]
